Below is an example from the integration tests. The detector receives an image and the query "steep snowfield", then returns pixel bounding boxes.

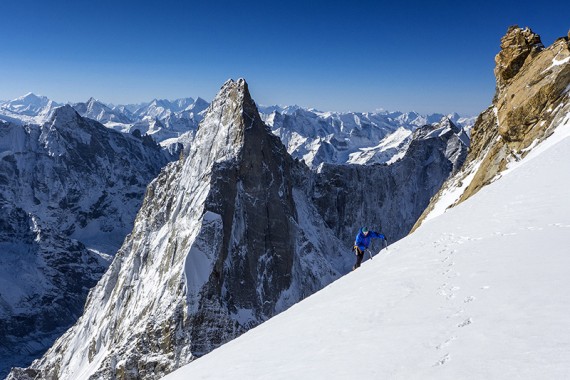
[164,117,570,379]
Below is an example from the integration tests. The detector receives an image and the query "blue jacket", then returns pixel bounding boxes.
[354,228,385,251]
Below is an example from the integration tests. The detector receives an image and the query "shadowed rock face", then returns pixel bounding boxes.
[190,81,300,353]
[312,119,468,244]
[0,207,107,378]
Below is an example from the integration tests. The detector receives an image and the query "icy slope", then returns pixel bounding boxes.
[164,118,570,379]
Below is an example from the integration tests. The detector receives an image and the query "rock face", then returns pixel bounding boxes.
[312,118,468,244]
[494,26,544,93]
[414,26,570,229]
[0,107,173,377]
[0,208,108,379]
[10,80,468,380]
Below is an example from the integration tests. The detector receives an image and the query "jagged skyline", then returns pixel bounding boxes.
[1,1,568,115]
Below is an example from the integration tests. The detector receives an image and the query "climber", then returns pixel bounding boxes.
[352,226,386,270]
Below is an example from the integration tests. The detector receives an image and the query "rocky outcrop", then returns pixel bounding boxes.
[413,26,570,229]
[494,26,544,93]
[0,107,173,377]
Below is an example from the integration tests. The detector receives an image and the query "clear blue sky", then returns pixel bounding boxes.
[1,0,568,115]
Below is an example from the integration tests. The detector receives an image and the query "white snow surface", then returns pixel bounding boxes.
[347,127,413,165]
[163,120,570,379]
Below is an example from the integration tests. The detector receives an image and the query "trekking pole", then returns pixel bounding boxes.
[367,249,374,260]
[384,238,389,251]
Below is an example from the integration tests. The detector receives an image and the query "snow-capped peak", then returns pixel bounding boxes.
[15,92,44,102]
[48,104,81,125]
[0,92,58,118]
[184,97,209,114]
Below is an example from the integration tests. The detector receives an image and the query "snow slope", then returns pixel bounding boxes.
[163,117,570,379]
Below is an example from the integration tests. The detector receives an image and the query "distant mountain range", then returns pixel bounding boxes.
[1,93,476,168]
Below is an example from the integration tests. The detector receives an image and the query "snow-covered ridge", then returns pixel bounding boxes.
[163,107,570,380]
[0,93,60,125]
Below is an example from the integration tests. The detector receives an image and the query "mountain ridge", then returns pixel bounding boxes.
[8,78,468,379]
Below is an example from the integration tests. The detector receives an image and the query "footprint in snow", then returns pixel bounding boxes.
[458,318,472,328]
[434,353,450,366]
[549,223,570,228]
[495,232,517,236]
[436,336,457,350]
